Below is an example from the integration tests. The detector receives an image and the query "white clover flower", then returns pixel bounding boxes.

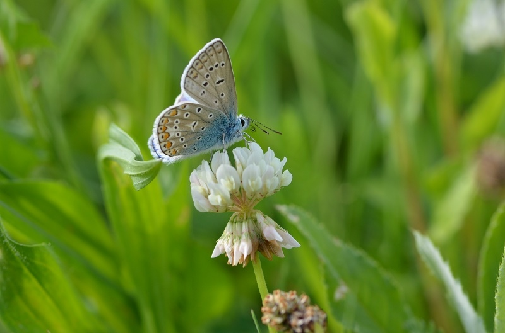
[190,143,298,266]
[460,0,505,53]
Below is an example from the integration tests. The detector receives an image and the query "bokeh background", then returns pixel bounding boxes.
[1,0,505,332]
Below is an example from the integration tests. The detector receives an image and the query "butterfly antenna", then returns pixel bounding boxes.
[251,119,282,135]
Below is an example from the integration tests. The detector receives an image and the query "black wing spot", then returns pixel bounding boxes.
[214,100,218,104]
[181,104,187,109]
[216,79,224,85]
[205,73,210,79]
[221,62,225,67]
[184,144,188,148]
[174,126,178,129]
[176,132,180,137]
[215,63,219,68]
[201,127,205,131]
[196,107,202,113]
[208,114,213,118]
[203,81,208,87]
[193,147,197,150]
[200,90,206,96]
[197,136,202,140]
[180,137,185,142]
[184,112,190,118]
[209,66,214,71]
[220,93,225,97]
[175,119,180,124]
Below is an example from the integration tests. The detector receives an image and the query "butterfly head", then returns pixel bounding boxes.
[238,115,251,132]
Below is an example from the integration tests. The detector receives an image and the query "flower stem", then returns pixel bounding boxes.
[252,257,276,333]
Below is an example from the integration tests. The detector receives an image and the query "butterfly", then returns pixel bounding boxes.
[148,38,274,164]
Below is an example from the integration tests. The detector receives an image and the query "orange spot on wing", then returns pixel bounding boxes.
[169,110,178,116]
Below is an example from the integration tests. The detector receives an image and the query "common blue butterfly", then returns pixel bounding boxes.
[148,38,257,164]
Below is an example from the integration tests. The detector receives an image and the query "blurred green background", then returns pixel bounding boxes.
[1,0,505,332]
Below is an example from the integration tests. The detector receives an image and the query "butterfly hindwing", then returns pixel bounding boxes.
[182,38,237,116]
[151,102,225,160]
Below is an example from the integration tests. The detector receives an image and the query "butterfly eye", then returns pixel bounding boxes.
[240,118,245,127]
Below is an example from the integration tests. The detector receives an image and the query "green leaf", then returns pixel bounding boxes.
[479,203,505,332]
[0,180,118,283]
[98,154,176,332]
[461,77,505,150]
[277,205,414,333]
[109,123,144,160]
[251,309,261,333]
[0,0,51,51]
[495,246,505,333]
[0,220,99,333]
[98,124,162,190]
[0,180,137,333]
[414,231,487,333]
[0,129,42,178]
[429,164,477,243]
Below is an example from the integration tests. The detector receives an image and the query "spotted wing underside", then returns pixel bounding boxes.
[181,38,237,116]
[150,102,222,161]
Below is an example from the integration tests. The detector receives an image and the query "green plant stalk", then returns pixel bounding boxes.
[421,0,459,156]
[0,32,44,142]
[391,109,455,332]
[252,258,276,333]
[0,32,85,194]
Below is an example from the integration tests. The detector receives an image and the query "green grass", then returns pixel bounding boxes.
[1,0,505,332]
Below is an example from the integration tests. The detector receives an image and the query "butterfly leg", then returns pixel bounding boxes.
[242,132,257,149]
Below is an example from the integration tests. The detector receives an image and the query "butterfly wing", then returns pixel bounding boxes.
[149,102,227,163]
[181,38,237,116]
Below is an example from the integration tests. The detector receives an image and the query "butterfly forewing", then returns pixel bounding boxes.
[153,103,222,158]
[182,39,237,116]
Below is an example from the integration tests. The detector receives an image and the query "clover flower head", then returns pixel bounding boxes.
[460,0,505,53]
[190,143,298,266]
[261,290,327,333]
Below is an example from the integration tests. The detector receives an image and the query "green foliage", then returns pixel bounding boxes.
[429,164,477,244]
[98,124,161,190]
[0,221,100,333]
[1,0,505,331]
[495,247,505,333]
[278,205,419,333]
[414,231,487,333]
[479,203,505,332]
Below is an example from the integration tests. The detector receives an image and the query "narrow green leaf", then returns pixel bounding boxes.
[461,77,505,150]
[0,0,51,50]
[429,164,477,243]
[251,309,261,333]
[414,231,487,333]
[0,180,118,283]
[0,180,139,332]
[0,220,99,333]
[277,205,413,333]
[495,247,505,333]
[98,124,162,190]
[0,129,42,178]
[98,157,175,333]
[479,203,505,332]
[346,0,396,108]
